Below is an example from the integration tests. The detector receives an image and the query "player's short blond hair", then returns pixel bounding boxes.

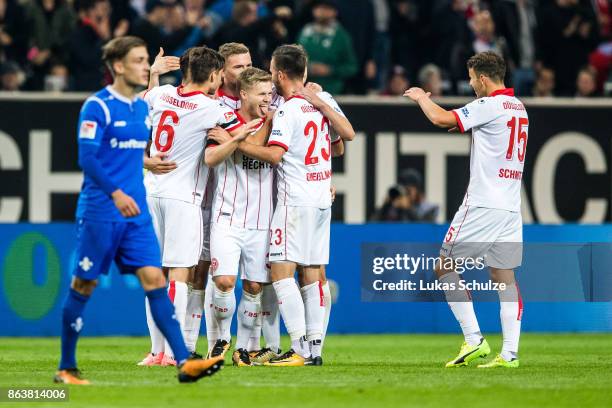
[218,43,250,61]
[238,67,272,92]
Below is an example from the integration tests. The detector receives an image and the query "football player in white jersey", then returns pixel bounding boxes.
[138,46,256,366]
[405,51,527,369]
[202,67,276,366]
[236,44,355,366]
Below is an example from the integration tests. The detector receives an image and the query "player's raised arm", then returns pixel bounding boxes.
[403,87,458,129]
[138,48,180,98]
[204,120,262,167]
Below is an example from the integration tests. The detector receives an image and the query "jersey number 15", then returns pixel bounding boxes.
[506,116,528,163]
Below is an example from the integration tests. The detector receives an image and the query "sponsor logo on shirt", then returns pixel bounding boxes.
[242,155,272,170]
[109,138,148,149]
[461,107,470,118]
[113,120,127,127]
[79,120,97,139]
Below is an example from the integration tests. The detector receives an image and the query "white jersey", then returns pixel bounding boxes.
[144,84,241,205]
[209,112,274,230]
[452,88,528,212]
[216,88,240,111]
[267,93,344,208]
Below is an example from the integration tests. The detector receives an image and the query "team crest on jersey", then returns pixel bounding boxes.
[224,111,236,121]
[79,120,97,139]
[210,258,219,272]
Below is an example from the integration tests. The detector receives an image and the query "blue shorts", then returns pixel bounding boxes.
[73,218,161,280]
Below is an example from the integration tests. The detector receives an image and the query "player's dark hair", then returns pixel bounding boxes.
[180,46,224,84]
[272,44,307,81]
[102,36,147,75]
[467,51,506,83]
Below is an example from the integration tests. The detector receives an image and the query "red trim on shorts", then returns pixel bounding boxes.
[168,280,176,303]
[452,110,465,133]
[516,282,524,321]
[318,280,324,307]
[229,152,239,225]
[216,162,228,223]
[448,205,471,258]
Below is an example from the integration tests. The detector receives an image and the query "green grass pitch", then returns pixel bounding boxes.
[0,334,611,408]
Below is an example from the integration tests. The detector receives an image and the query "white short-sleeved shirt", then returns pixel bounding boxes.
[267,93,344,208]
[144,84,241,205]
[208,112,274,230]
[452,88,529,212]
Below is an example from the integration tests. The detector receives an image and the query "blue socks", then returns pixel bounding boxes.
[59,289,89,370]
[146,288,189,364]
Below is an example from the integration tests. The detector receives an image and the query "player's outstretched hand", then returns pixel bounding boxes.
[403,87,431,102]
[297,87,325,109]
[150,48,180,76]
[208,127,231,144]
[111,189,141,217]
[305,82,323,93]
[145,152,177,174]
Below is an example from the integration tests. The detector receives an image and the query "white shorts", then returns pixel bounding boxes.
[268,205,331,266]
[200,207,212,262]
[440,205,523,269]
[210,222,270,283]
[147,196,203,268]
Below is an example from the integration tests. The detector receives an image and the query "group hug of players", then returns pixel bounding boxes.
[55,34,526,384]
[139,41,352,369]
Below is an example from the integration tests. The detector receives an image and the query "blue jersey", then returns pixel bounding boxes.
[76,86,151,224]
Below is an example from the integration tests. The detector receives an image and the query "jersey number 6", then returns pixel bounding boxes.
[154,110,179,152]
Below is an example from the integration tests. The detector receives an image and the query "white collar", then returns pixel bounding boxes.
[106,85,139,104]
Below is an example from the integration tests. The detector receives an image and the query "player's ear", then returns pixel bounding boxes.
[113,60,124,76]
[240,89,248,99]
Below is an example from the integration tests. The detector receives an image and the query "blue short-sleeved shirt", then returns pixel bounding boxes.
[76,86,151,224]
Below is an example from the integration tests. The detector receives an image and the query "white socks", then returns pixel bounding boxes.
[301,281,324,342]
[164,280,188,358]
[321,281,332,347]
[440,272,482,346]
[213,286,235,342]
[204,274,219,352]
[237,290,262,350]
[261,284,280,352]
[183,288,204,353]
[273,278,307,355]
[145,297,165,355]
[499,282,522,360]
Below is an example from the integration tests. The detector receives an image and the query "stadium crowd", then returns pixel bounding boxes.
[0,0,611,96]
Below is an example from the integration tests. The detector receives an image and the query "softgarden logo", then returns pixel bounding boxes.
[2,232,61,319]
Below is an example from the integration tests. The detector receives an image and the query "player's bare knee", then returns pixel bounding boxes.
[168,267,190,283]
[71,277,97,296]
[242,280,262,294]
[214,275,236,292]
[490,268,515,284]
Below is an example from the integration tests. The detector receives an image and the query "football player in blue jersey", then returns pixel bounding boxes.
[54,36,224,385]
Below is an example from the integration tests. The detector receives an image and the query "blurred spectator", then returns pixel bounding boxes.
[538,0,600,96]
[298,0,357,94]
[532,66,556,97]
[0,60,24,90]
[589,41,612,92]
[109,0,137,38]
[592,0,611,38]
[492,0,537,95]
[24,0,76,89]
[130,0,195,63]
[184,0,224,42]
[370,0,391,92]
[208,0,271,21]
[370,185,412,222]
[68,0,111,91]
[418,63,443,97]
[575,66,599,97]
[380,65,409,96]
[337,0,376,94]
[44,60,68,91]
[0,0,29,65]
[389,0,422,84]
[213,0,291,68]
[398,168,438,222]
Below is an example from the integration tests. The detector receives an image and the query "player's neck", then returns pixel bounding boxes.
[280,81,304,99]
[220,85,239,99]
[486,83,506,97]
[110,79,137,100]
[238,106,257,122]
